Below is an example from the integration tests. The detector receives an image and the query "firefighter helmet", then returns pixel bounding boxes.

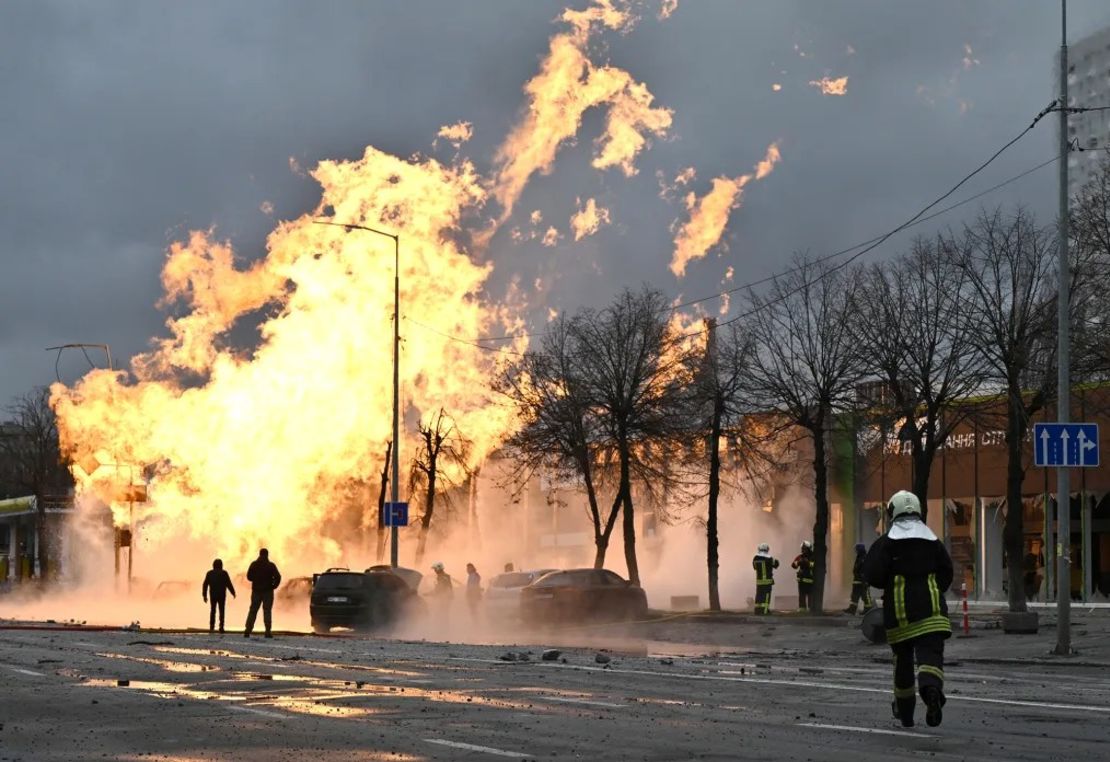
[801,540,813,552]
[887,490,922,520]
[757,543,770,553]
[431,561,445,572]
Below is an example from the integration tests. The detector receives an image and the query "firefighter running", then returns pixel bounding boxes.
[844,543,874,615]
[863,490,953,728]
[752,543,779,615]
[791,541,815,612]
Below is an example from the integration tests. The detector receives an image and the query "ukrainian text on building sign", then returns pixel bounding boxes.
[1033,423,1100,468]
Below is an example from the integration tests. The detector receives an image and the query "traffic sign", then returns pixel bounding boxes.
[1033,423,1099,467]
[381,501,409,527]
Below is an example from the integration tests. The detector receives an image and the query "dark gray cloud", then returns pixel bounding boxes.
[3,0,1109,402]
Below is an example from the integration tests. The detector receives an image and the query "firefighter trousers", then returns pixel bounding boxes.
[846,582,872,612]
[797,582,813,611]
[754,584,772,614]
[890,632,946,718]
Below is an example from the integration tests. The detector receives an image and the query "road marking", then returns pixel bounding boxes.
[538,695,624,708]
[540,663,1110,714]
[423,739,527,758]
[798,722,931,739]
[446,656,525,665]
[268,644,342,654]
[227,705,285,719]
[9,667,45,677]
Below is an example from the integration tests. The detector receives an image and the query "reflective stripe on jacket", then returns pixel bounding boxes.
[862,523,953,644]
[753,555,779,585]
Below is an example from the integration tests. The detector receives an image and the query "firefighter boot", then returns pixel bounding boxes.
[892,695,915,727]
[922,686,945,727]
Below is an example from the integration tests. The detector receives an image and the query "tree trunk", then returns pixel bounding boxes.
[707,399,723,611]
[415,464,437,566]
[593,536,609,569]
[1004,391,1028,613]
[619,441,640,585]
[911,445,932,513]
[811,423,829,614]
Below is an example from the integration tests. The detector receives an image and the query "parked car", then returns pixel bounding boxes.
[485,569,559,618]
[309,567,423,634]
[364,565,423,592]
[520,568,648,624]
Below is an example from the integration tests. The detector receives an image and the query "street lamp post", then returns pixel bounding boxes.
[315,220,402,568]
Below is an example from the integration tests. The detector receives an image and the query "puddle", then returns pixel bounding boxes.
[94,652,221,673]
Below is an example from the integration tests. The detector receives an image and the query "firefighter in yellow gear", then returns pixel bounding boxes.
[752,543,779,615]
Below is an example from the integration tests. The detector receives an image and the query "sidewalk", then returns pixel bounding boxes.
[631,607,1110,667]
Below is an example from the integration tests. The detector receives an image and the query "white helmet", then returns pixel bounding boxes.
[431,561,445,572]
[888,490,922,520]
[801,540,813,552]
[757,543,770,553]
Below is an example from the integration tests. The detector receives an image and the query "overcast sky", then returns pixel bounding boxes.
[4,0,1110,405]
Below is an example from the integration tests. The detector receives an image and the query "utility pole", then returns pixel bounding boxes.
[313,220,402,568]
[1055,0,1072,656]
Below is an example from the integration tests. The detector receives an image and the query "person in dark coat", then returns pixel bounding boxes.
[844,543,874,615]
[244,548,282,638]
[864,490,953,728]
[202,559,236,633]
[752,543,779,615]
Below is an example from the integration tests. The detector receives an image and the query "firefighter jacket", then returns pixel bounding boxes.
[753,554,779,586]
[862,517,953,644]
[791,553,814,584]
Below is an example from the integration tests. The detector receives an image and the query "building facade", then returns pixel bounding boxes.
[1066,25,1110,197]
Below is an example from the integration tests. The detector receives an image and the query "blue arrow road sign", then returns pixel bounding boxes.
[381,501,409,527]
[1033,423,1100,467]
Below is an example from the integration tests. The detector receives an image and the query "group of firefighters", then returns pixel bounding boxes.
[753,489,952,729]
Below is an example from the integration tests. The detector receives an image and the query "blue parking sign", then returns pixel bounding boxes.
[381,501,409,527]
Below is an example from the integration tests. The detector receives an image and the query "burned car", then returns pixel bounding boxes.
[309,566,423,634]
[519,568,648,624]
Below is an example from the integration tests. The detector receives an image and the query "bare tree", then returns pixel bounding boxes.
[746,255,863,613]
[570,287,690,585]
[410,409,470,565]
[1071,158,1110,382]
[850,238,985,507]
[0,387,73,577]
[955,209,1062,613]
[496,317,619,568]
[682,318,756,610]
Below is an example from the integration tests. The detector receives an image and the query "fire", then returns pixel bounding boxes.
[569,197,611,240]
[808,75,849,96]
[52,146,522,571]
[670,142,781,277]
[489,0,672,224]
[435,121,474,149]
[658,0,679,20]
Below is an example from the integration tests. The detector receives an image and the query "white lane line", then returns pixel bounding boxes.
[227,705,285,719]
[268,644,342,654]
[423,739,527,758]
[9,667,45,677]
[798,722,931,739]
[73,642,99,647]
[446,656,524,665]
[538,695,624,709]
[539,663,1110,714]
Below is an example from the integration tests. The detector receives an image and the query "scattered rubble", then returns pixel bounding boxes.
[541,649,562,662]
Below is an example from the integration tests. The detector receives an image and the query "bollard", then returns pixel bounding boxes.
[961,582,969,636]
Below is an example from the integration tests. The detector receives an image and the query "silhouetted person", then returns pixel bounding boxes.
[202,559,236,633]
[504,562,515,573]
[244,548,281,638]
[466,562,482,618]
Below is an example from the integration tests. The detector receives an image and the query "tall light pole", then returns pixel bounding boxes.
[315,220,402,568]
[1055,0,1072,655]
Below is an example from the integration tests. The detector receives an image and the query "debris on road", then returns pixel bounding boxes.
[542,649,561,661]
[595,653,611,665]
[116,679,130,687]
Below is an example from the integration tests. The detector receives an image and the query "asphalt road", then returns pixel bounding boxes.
[1,626,1107,761]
